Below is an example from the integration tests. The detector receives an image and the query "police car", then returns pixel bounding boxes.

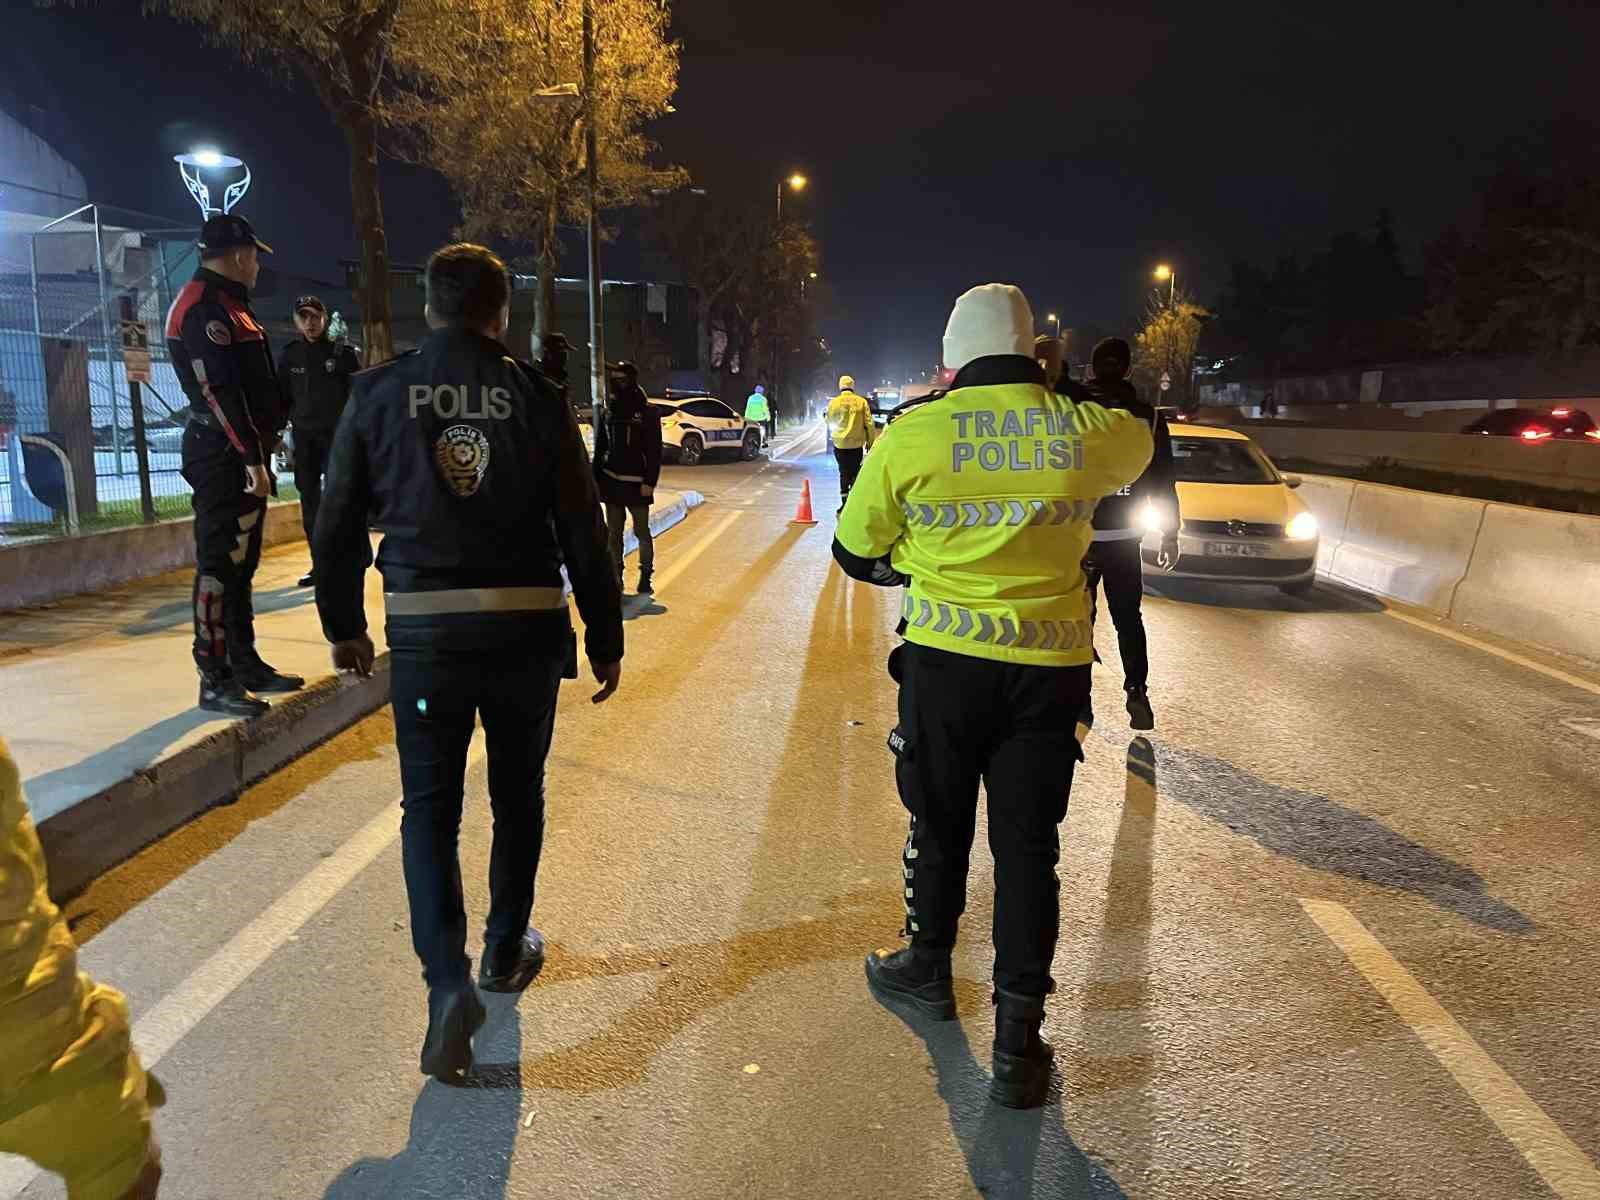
[653,395,763,465]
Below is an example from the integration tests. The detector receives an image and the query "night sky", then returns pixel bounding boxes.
[5,0,1597,384]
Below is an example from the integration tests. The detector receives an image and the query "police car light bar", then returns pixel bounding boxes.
[174,150,250,219]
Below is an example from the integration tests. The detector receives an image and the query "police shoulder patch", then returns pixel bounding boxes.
[435,424,491,497]
[205,319,232,346]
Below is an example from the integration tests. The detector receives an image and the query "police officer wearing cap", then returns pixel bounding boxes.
[313,243,624,1082]
[278,295,361,588]
[166,213,302,717]
[833,284,1152,1109]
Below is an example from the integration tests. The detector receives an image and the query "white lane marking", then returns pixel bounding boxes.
[1383,610,1600,699]
[651,511,742,595]
[1300,899,1600,1199]
[772,422,827,463]
[0,744,484,1198]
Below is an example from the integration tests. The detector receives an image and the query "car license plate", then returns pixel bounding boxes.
[1208,541,1269,557]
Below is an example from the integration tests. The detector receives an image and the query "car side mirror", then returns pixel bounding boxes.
[1284,475,1303,489]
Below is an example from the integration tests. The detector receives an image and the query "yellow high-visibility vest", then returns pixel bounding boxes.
[836,377,1152,666]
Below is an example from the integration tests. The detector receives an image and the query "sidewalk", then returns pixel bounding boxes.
[0,489,700,893]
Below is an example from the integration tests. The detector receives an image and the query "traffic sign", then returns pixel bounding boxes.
[1160,371,1172,392]
[120,319,151,383]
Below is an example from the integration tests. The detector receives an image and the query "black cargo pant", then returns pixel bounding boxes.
[1083,536,1149,692]
[834,446,864,504]
[891,643,1088,997]
[293,427,334,546]
[390,646,563,988]
[182,425,266,677]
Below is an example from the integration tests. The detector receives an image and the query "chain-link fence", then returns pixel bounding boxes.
[1,198,199,542]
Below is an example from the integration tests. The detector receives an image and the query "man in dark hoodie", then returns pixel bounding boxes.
[1080,337,1179,731]
[596,361,664,595]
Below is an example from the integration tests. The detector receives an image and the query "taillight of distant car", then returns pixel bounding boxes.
[1551,407,1572,418]
[1521,427,1553,442]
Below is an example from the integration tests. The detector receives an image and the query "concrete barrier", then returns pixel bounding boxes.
[1451,504,1600,664]
[0,500,306,611]
[1325,483,1486,615]
[1289,475,1355,574]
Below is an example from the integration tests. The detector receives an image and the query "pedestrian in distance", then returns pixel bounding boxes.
[826,374,875,512]
[833,283,1152,1108]
[537,332,574,408]
[0,735,165,1199]
[313,243,624,1082]
[1077,337,1180,732]
[744,383,772,447]
[277,295,361,589]
[166,213,303,718]
[597,361,664,596]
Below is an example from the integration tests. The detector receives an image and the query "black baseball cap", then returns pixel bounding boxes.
[197,213,273,255]
[293,295,327,316]
[608,360,638,377]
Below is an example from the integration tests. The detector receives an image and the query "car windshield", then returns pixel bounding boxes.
[1171,436,1280,484]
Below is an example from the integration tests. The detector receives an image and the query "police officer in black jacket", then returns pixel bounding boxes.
[595,361,663,595]
[277,295,361,588]
[1078,338,1180,731]
[312,244,624,1081]
[165,213,303,718]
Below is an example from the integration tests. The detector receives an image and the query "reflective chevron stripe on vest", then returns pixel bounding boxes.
[900,498,1097,529]
[901,593,1092,652]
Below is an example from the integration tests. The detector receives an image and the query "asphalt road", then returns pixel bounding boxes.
[8,424,1599,1199]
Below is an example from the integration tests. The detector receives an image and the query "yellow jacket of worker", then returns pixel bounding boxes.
[835,286,1153,668]
[0,736,159,1198]
[827,380,875,451]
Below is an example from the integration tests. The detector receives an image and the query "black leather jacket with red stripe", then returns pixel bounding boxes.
[164,268,284,465]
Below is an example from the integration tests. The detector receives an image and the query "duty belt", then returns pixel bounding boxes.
[901,594,1091,652]
[384,586,568,616]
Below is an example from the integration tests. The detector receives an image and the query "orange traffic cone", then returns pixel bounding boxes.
[791,479,818,526]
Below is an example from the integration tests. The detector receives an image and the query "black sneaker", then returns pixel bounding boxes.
[478,928,547,994]
[863,946,957,1021]
[990,988,1055,1109]
[297,571,315,588]
[419,983,486,1082]
[198,675,269,719]
[233,657,305,695]
[1126,687,1155,732]
[637,571,654,595]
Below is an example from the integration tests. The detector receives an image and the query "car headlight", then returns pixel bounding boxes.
[1138,502,1165,535]
[1286,511,1319,541]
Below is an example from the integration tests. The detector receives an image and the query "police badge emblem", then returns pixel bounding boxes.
[205,319,232,345]
[435,424,490,497]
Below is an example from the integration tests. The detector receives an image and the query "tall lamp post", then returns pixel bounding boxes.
[777,173,807,221]
[1045,312,1060,338]
[772,173,809,417]
[1154,263,1176,308]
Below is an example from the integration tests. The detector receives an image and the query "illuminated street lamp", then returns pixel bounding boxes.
[1046,312,1060,337]
[174,148,250,219]
[777,172,808,220]
[1154,263,1176,306]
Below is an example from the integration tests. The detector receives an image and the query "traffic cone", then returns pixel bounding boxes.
[791,479,818,526]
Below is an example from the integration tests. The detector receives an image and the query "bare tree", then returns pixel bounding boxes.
[389,0,684,354]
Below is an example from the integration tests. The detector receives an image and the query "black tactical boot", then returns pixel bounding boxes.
[198,674,269,719]
[478,928,547,994]
[1126,686,1155,732]
[297,570,315,588]
[863,945,956,1021]
[233,655,305,695]
[990,989,1054,1108]
[419,983,486,1082]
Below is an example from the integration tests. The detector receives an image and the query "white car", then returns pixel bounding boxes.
[1137,425,1320,596]
[653,396,763,465]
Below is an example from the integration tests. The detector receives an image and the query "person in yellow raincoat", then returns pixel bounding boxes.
[0,736,163,1198]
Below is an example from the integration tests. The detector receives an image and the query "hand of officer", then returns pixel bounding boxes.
[590,659,621,704]
[244,464,272,499]
[331,634,376,678]
[1156,534,1181,572]
[640,484,655,501]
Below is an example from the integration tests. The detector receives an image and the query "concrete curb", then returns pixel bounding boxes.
[34,491,708,899]
[38,656,393,901]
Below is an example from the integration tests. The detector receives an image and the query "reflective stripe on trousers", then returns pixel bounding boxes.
[902,593,1091,652]
[901,498,1096,529]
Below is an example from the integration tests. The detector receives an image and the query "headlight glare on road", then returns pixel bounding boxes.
[1287,511,1319,541]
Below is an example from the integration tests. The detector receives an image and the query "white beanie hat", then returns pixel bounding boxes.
[941,284,1035,372]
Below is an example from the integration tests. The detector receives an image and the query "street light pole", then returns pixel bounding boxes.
[582,0,606,431]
